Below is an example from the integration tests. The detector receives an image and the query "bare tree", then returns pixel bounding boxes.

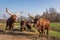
[42,8,59,22]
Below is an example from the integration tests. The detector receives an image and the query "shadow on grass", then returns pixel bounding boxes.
[0,29,4,34]
[0,29,35,37]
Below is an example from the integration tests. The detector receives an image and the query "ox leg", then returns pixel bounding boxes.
[20,27,22,31]
[41,26,44,37]
[21,26,24,31]
[11,25,13,30]
[9,24,13,30]
[22,26,24,31]
[37,26,42,37]
[46,28,49,39]
[5,22,9,30]
[6,24,8,30]
[24,27,26,31]
[41,27,45,37]
[20,26,23,31]
[38,30,40,37]
[23,25,26,31]
[37,28,42,38]
[43,25,46,36]
[9,25,11,30]
[47,28,49,35]
[41,29,43,37]
[12,23,14,30]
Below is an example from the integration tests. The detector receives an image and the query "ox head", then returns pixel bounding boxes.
[28,13,35,19]
[6,8,23,20]
[28,13,38,25]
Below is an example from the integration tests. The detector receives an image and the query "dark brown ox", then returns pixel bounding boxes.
[28,13,50,37]
[5,8,17,30]
[5,8,23,30]
[6,15,16,30]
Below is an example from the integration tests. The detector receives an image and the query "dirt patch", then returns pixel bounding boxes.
[0,30,60,40]
[0,31,49,40]
[0,33,60,40]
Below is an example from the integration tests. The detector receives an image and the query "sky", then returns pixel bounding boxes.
[0,0,60,19]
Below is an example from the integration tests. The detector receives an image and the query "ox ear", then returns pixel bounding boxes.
[16,11,23,17]
[6,8,14,15]
[28,13,35,19]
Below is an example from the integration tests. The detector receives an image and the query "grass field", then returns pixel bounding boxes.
[50,22,60,31]
[49,30,60,38]
[14,22,60,39]
[0,22,60,39]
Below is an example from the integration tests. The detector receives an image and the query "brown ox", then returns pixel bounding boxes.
[36,18,50,36]
[28,13,50,37]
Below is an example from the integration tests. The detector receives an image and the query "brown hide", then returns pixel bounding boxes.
[11,15,16,20]
[35,18,50,35]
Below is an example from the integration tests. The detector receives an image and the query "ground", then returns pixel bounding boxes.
[0,31,51,40]
[0,34,48,40]
[0,34,44,40]
[0,22,60,40]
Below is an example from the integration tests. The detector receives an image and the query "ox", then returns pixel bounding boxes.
[20,19,32,31]
[20,19,27,31]
[5,8,23,30]
[28,13,50,37]
[36,18,50,36]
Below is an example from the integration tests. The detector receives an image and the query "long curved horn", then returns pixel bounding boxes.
[16,11,23,17]
[28,13,35,19]
[6,8,14,15]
